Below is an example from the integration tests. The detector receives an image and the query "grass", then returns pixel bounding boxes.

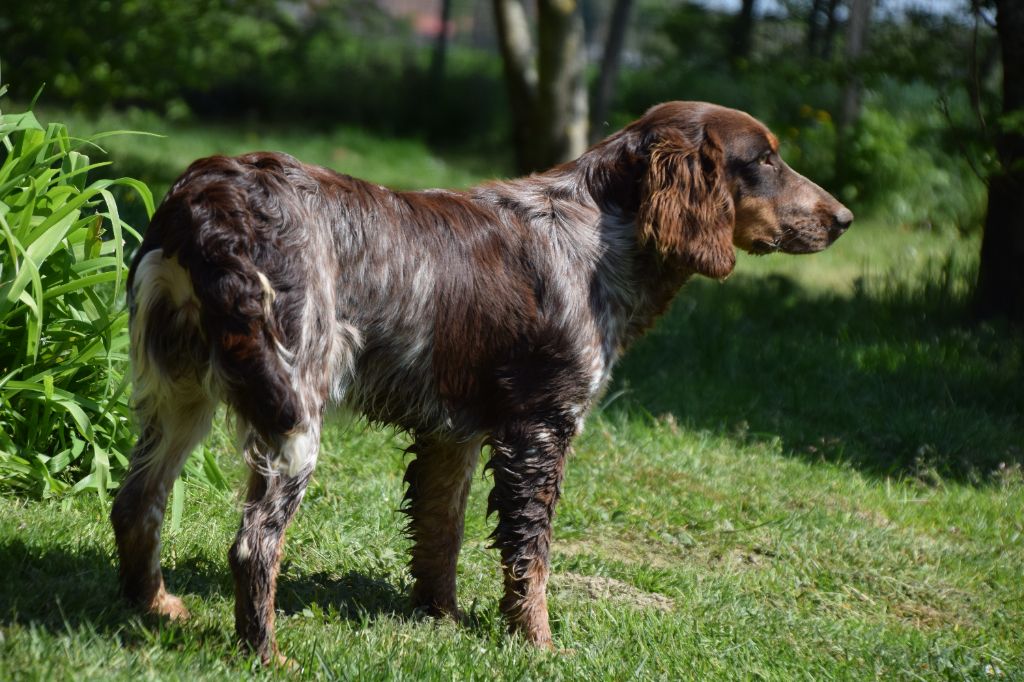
[1,113,1022,680]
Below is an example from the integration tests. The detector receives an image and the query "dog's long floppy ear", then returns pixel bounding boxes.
[637,129,736,279]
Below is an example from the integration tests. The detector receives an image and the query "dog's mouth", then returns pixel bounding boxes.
[749,238,782,255]
[772,223,844,255]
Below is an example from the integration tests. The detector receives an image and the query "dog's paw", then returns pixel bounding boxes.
[150,591,190,621]
[265,652,301,672]
[530,635,555,651]
[411,595,463,622]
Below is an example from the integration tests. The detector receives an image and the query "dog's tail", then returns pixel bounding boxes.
[128,156,302,438]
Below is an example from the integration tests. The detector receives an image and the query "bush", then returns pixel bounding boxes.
[0,0,289,114]
[0,92,151,499]
[1,1,511,151]
[839,92,987,232]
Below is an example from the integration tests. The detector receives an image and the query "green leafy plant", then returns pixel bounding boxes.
[0,91,153,499]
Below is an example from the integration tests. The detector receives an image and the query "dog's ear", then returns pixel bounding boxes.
[637,129,735,279]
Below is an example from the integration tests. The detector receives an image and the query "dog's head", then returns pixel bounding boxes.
[632,101,853,279]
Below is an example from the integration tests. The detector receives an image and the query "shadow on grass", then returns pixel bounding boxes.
[275,567,410,621]
[0,539,411,635]
[0,539,127,633]
[609,270,1023,482]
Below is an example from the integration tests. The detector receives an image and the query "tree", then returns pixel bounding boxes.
[494,0,588,173]
[975,0,1024,322]
[807,0,840,59]
[838,0,874,131]
[833,0,873,182]
[730,0,757,64]
[592,0,634,141]
[429,0,455,91]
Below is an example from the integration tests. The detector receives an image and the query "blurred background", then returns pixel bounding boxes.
[0,0,1003,228]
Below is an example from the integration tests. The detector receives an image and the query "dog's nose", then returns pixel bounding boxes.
[834,206,854,231]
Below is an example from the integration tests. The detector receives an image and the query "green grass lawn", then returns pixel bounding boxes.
[1,113,1022,680]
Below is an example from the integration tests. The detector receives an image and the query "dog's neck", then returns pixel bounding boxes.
[499,158,693,390]
[567,140,698,355]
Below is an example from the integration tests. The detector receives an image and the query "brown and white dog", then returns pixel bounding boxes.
[110,101,851,662]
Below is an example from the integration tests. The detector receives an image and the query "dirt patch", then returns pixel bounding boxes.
[553,572,675,612]
[888,600,968,629]
[708,545,778,569]
[555,537,679,569]
[556,536,782,573]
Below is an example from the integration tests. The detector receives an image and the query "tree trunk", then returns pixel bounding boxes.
[494,0,543,172]
[807,0,825,57]
[730,0,757,64]
[494,0,588,174]
[975,0,1024,322]
[820,0,840,59]
[838,0,873,131]
[592,0,634,141]
[537,0,588,166]
[429,0,454,90]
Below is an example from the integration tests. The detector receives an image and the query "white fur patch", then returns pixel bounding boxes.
[255,270,277,320]
[274,429,318,478]
[135,250,199,310]
[128,249,218,484]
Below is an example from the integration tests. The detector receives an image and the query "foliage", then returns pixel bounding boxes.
[200,4,510,148]
[0,92,155,498]
[782,84,989,232]
[0,0,510,149]
[0,96,232,515]
[0,0,290,114]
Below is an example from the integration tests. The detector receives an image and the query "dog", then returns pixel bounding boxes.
[110,101,852,663]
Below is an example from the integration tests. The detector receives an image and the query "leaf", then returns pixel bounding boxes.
[62,150,92,191]
[0,207,78,321]
[92,443,111,502]
[169,477,185,534]
[202,447,229,490]
[0,111,44,137]
[98,188,125,297]
[53,397,95,441]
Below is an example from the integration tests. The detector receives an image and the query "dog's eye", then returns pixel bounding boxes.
[759,152,773,167]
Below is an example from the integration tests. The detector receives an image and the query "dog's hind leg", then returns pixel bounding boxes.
[110,387,216,620]
[229,423,320,665]
[403,435,482,618]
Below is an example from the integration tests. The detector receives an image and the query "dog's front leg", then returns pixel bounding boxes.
[404,435,482,618]
[486,418,574,648]
[228,426,319,665]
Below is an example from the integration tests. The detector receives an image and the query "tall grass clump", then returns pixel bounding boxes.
[0,90,155,499]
